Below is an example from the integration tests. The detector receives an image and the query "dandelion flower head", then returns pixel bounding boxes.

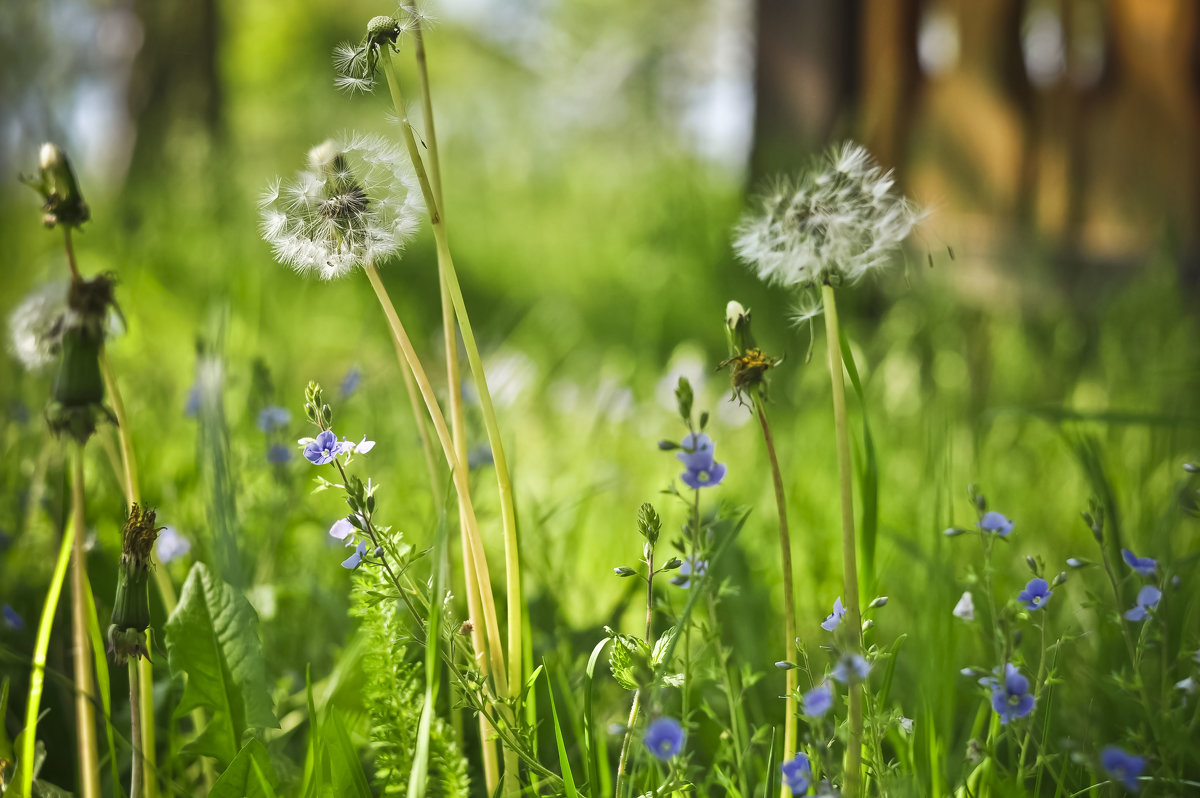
[259,133,423,280]
[734,142,921,289]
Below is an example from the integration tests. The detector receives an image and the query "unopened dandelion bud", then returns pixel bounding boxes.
[662,558,683,570]
[868,596,888,609]
[108,504,162,664]
[613,566,636,577]
[21,142,90,229]
[46,275,118,442]
[637,502,662,545]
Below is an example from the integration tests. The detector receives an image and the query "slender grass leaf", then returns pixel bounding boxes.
[583,637,609,797]
[325,708,373,798]
[81,569,122,798]
[542,660,579,798]
[839,329,878,594]
[164,562,277,765]
[298,665,321,798]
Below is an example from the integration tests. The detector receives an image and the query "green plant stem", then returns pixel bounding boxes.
[63,227,80,279]
[382,51,525,705]
[754,400,798,795]
[615,543,657,798]
[821,282,864,798]
[20,479,76,798]
[362,263,508,699]
[129,660,143,798]
[1015,613,1047,783]
[70,446,102,798]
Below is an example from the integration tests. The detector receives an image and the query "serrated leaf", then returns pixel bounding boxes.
[660,673,686,688]
[209,738,278,798]
[607,632,651,691]
[651,626,677,668]
[165,562,278,764]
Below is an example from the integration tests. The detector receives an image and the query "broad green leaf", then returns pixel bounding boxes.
[650,626,677,668]
[209,738,277,798]
[165,562,277,764]
[325,708,373,798]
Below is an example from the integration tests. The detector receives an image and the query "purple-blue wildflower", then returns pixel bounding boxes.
[184,384,201,418]
[1123,585,1161,622]
[989,663,1035,724]
[676,432,727,489]
[257,405,291,433]
[1018,578,1053,611]
[267,444,292,464]
[821,597,846,631]
[156,527,191,564]
[304,430,346,465]
[340,367,362,399]
[802,683,833,717]
[1121,549,1157,578]
[329,517,357,541]
[780,752,812,795]
[978,511,1014,536]
[1100,746,1145,792]
[2,604,24,631]
[831,653,870,684]
[341,540,368,569]
[670,556,708,588]
[644,717,685,760]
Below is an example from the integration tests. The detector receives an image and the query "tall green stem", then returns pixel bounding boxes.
[128,660,143,798]
[755,401,799,795]
[70,446,102,798]
[615,545,656,797]
[821,282,864,798]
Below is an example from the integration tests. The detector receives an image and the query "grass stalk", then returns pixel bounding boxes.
[754,401,798,796]
[129,659,143,798]
[821,282,864,798]
[70,445,102,798]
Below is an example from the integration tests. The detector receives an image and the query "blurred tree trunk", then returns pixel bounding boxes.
[859,0,920,172]
[126,0,223,177]
[749,0,861,178]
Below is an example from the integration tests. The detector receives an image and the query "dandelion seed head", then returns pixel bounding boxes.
[7,281,68,371]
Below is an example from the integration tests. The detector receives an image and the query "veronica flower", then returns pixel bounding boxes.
[341,435,376,454]
[260,134,423,280]
[1123,585,1161,622]
[675,432,727,489]
[978,511,1014,536]
[953,591,975,620]
[267,444,292,464]
[989,663,1035,724]
[1121,549,1157,578]
[802,683,833,717]
[257,405,291,433]
[780,752,813,795]
[1100,746,1145,792]
[1018,578,1052,611]
[2,604,24,631]
[341,540,368,570]
[821,597,846,631]
[156,527,191,564]
[831,653,870,684]
[670,556,708,588]
[339,367,362,398]
[329,517,358,541]
[303,430,348,465]
[643,717,684,760]
[734,142,921,291]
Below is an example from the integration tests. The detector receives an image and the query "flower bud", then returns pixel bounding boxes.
[109,504,163,664]
[943,527,969,537]
[868,596,889,609]
[1052,571,1068,587]
[637,502,662,546]
[774,660,796,670]
[662,558,683,570]
[21,142,90,229]
[1184,462,1197,473]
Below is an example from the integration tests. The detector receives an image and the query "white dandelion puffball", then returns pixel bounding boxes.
[7,281,68,371]
[259,133,424,280]
[734,142,922,288]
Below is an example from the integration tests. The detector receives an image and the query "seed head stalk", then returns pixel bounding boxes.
[70,445,102,798]
[821,282,864,798]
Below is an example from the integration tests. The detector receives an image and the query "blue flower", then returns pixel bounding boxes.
[643,717,684,760]
[304,430,346,465]
[670,557,708,588]
[257,405,291,433]
[1121,549,1157,578]
[676,432,727,489]
[978,511,1013,536]
[990,663,1035,724]
[340,367,362,399]
[184,385,201,418]
[267,444,292,464]
[341,540,368,569]
[802,683,833,717]
[1100,746,1145,792]
[156,527,191,564]
[329,517,357,541]
[1123,585,1161,622]
[831,654,870,684]
[468,444,493,470]
[2,604,24,631]
[1018,578,1052,611]
[780,752,812,795]
[821,597,845,631]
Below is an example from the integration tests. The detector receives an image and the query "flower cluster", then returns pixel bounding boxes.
[734,142,921,289]
[260,134,423,280]
[675,432,726,489]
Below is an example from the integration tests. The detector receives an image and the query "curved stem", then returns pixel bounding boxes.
[755,401,799,795]
[821,282,864,798]
[71,445,102,798]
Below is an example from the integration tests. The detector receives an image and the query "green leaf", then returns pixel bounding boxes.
[543,660,579,797]
[583,638,610,798]
[650,626,677,668]
[325,708,373,798]
[165,562,277,764]
[605,628,651,691]
[209,738,278,798]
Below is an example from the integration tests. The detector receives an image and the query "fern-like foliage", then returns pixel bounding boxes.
[352,567,470,797]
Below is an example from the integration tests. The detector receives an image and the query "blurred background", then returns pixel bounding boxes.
[2,0,1199,788]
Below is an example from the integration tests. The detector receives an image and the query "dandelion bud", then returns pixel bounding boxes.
[613,566,636,577]
[46,275,118,442]
[868,596,888,609]
[109,504,163,664]
[21,142,90,229]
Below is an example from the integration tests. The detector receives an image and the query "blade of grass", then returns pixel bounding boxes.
[542,661,579,798]
[408,497,450,798]
[838,329,878,595]
[81,571,122,798]
[583,637,610,798]
[763,725,777,798]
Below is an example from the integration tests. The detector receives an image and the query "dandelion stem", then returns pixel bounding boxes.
[754,400,798,794]
[129,659,143,798]
[821,281,864,798]
[362,263,508,699]
[63,227,80,279]
[70,444,102,798]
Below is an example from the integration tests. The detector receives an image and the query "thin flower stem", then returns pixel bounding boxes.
[616,543,657,798]
[821,282,864,798]
[754,400,799,794]
[1016,613,1047,783]
[71,445,102,798]
[383,51,526,719]
[129,660,143,798]
[63,227,80,279]
[362,263,508,699]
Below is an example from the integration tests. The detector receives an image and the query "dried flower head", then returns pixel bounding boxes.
[735,142,921,290]
[259,133,423,280]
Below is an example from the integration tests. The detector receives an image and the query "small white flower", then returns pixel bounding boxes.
[953,591,975,621]
[259,133,424,280]
[734,142,922,292]
[898,717,914,734]
[1176,676,1196,694]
